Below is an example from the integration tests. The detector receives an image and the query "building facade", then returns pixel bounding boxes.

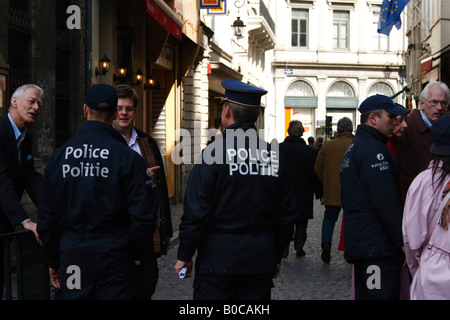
[272,0,408,142]
[405,0,450,106]
[4,0,446,210]
[0,0,87,158]
[91,0,205,202]
[177,0,277,196]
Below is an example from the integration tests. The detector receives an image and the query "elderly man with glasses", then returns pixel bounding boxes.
[394,81,450,200]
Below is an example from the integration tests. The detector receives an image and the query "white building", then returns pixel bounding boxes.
[271,0,408,142]
[199,0,277,138]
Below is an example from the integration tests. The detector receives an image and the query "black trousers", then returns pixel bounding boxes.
[130,249,158,300]
[353,257,402,300]
[293,219,308,250]
[284,219,308,253]
[0,243,4,298]
[193,273,273,300]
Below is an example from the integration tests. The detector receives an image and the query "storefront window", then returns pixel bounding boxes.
[285,80,317,140]
[326,81,357,135]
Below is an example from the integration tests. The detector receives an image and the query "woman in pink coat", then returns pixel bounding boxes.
[403,114,450,300]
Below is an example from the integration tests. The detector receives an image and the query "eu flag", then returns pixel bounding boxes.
[377,0,410,36]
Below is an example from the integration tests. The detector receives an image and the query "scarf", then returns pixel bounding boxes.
[137,136,162,254]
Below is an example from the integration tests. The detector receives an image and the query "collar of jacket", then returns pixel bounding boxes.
[356,124,388,144]
[410,108,430,134]
[335,131,354,139]
[222,122,257,137]
[78,120,127,145]
[284,136,306,144]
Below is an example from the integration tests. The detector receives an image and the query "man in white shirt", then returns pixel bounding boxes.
[113,84,173,299]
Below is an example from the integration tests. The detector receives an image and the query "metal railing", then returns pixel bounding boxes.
[1,230,50,300]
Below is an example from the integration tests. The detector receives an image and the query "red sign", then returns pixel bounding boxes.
[420,59,432,73]
[200,0,222,8]
[146,0,183,42]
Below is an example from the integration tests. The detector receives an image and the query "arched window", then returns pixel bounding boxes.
[284,80,317,108]
[326,81,358,109]
[328,81,355,97]
[326,81,358,136]
[368,82,394,97]
[286,80,314,96]
[284,80,317,139]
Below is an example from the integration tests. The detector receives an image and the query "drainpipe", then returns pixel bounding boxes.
[85,0,92,98]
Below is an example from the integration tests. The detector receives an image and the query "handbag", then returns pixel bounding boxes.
[422,190,450,251]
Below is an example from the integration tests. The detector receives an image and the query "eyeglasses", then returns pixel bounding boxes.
[424,99,448,107]
[117,106,136,112]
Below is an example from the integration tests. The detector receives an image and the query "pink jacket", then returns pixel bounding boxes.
[403,161,450,300]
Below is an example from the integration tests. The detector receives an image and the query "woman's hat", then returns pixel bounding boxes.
[430,114,450,156]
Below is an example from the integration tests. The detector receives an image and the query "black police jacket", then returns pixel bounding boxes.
[37,121,158,270]
[177,122,298,275]
[340,125,404,262]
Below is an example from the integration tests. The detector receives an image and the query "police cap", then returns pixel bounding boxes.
[359,94,410,116]
[220,79,267,108]
[86,84,118,111]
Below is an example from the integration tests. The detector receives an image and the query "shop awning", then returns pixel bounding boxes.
[285,96,318,108]
[420,57,432,73]
[146,0,183,42]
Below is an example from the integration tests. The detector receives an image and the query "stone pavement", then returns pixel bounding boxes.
[152,199,352,300]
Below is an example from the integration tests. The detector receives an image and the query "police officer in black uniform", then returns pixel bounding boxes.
[340,94,409,299]
[174,79,297,300]
[37,84,158,299]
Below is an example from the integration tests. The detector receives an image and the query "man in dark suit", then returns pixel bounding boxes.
[0,84,44,296]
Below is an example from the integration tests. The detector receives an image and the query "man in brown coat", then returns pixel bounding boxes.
[393,81,450,199]
[314,117,354,263]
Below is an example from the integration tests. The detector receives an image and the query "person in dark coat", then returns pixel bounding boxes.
[113,84,173,299]
[174,79,297,300]
[280,121,322,257]
[315,117,354,263]
[393,81,450,199]
[0,84,44,297]
[37,84,158,299]
[340,94,409,299]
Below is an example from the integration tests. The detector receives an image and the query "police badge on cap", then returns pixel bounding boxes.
[219,79,267,108]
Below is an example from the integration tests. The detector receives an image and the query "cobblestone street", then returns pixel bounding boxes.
[152,199,352,300]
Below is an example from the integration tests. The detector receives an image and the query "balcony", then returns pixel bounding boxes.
[247,0,276,50]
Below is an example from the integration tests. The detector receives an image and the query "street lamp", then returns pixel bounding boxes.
[232,17,246,37]
[95,54,110,77]
[134,69,144,86]
[113,66,127,83]
[144,75,159,90]
[383,66,392,79]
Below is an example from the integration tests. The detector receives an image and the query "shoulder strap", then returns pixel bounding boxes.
[423,190,450,250]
